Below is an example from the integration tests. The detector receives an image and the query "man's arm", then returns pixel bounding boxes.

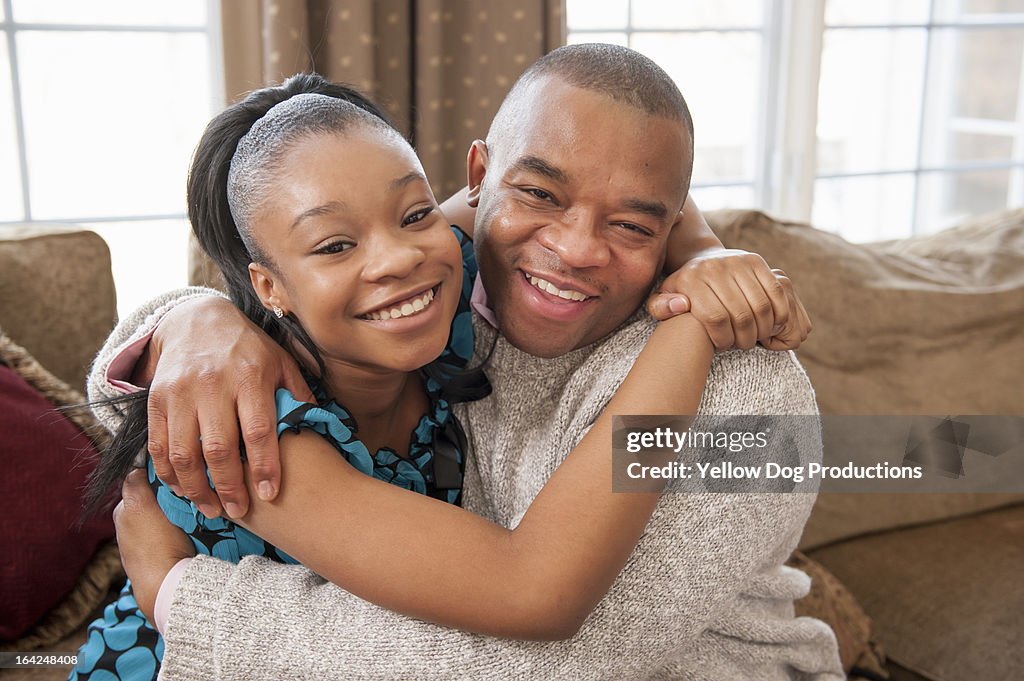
[87,288,313,518]
[87,287,227,428]
[153,351,841,681]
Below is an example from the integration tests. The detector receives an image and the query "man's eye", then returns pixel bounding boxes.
[315,240,355,255]
[403,207,434,226]
[616,223,652,237]
[525,188,554,202]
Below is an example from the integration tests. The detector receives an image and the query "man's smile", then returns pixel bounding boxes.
[515,269,597,322]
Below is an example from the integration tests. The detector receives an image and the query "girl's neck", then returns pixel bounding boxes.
[321,361,427,457]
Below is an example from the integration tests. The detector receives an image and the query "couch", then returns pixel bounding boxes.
[707,208,1024,681]
[1,211,1021,680]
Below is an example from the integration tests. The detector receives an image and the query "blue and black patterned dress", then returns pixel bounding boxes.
[70,226,481,680]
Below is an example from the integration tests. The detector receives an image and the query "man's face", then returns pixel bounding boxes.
[470,76,692,358]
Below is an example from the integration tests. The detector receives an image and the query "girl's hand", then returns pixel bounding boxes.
[647,252,812,351]
[113,469,196,623]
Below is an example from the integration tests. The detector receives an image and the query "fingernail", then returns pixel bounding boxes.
[258,481,276,501]
[224,502,243,519]
[197,503,218,518]
[668,297,688,314]
[170,484,184,497]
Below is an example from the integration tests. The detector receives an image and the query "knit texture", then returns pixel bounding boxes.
[88,293,843,680]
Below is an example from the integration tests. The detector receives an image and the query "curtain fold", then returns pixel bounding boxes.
[192,0,565,287]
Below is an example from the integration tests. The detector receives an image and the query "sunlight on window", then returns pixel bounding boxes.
[567,0,1024,241]
[1,1,218,318]
[0,36,22,221]
[88,221,192,318]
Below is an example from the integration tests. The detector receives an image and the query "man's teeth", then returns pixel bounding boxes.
[527,275,588,301]
[364,288,435,321]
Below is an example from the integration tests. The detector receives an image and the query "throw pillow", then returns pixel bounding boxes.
[0,329,121,644]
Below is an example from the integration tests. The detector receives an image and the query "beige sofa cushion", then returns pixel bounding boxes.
[0,225,117,392]
[809,503,1024,681]
[706,209,1024,548]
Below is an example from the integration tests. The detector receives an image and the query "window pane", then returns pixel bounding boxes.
[631,0,764,29]
[813,174,916,241]
[932,131,1015,165]
[915,169,1015,234]
[690,184,756,211]
[567,32,628,47]
[87,220,190,318]
[826,0,930,26]
[19,31,213,220]
[939,0,1024,19]
[817,29,927,175]
[632,32,761,183]
[0,35,24,221]
[949,28,1024,122]
[565,0,628,31]
[12,0,206,26]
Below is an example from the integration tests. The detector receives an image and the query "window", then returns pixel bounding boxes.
[567,0,1024,241]
[0,0,223,316]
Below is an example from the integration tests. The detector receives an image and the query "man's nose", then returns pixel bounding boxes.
[361,229,427,281]
[538,212,611,270]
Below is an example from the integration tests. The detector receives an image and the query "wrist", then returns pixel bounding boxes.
[660,313,715,356]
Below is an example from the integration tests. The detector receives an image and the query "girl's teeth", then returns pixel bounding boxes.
[366,288,435,320]
[527,275,588,302]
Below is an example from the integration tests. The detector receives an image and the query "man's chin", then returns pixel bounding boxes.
[499,323,585,359]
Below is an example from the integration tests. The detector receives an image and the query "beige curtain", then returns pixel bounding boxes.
[191,0,565,286]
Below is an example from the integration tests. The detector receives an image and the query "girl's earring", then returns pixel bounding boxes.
[272,305,285,319]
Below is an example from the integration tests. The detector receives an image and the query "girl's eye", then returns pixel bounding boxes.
[403,207,434,226]
[315,240,355,255]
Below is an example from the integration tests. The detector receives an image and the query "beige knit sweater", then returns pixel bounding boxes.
[88,289,843,680]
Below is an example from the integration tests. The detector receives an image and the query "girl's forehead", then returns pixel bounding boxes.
[258,131,429,232]
[281,126,419,174]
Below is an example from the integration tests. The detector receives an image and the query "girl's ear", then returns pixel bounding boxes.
[248,263,287,315]
[466,140,489,208]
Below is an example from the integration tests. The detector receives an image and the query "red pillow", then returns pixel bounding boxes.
[0,364,114,640]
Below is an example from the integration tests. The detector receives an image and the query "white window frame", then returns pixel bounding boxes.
[568,0,1024,236]
[0,0,224,226]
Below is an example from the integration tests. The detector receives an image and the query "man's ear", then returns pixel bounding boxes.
[466,140,489,208]
[248,262,287,315]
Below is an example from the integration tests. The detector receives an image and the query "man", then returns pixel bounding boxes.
[97,44,841,679]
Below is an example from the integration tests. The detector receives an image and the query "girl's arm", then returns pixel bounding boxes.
[237,313,713,641]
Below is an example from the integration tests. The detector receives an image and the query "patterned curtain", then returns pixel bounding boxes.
[191,0,565,286]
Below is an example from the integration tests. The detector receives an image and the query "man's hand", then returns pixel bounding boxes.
[146,296,314,519]
[113,470,196,623]
[647,250,812,351]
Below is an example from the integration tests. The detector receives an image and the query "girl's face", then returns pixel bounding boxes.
[248,126,462,375]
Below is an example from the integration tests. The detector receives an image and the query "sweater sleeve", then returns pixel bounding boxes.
[87,287,228,433]
[157,348,843,681]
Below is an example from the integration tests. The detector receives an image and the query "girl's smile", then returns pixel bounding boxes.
[247,127,463,381]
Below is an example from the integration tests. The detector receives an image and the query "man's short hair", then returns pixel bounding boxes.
[492,43,694,144]
[526,43,693,136]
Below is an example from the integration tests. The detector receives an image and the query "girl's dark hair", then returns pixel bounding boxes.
[81,73,488,519]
